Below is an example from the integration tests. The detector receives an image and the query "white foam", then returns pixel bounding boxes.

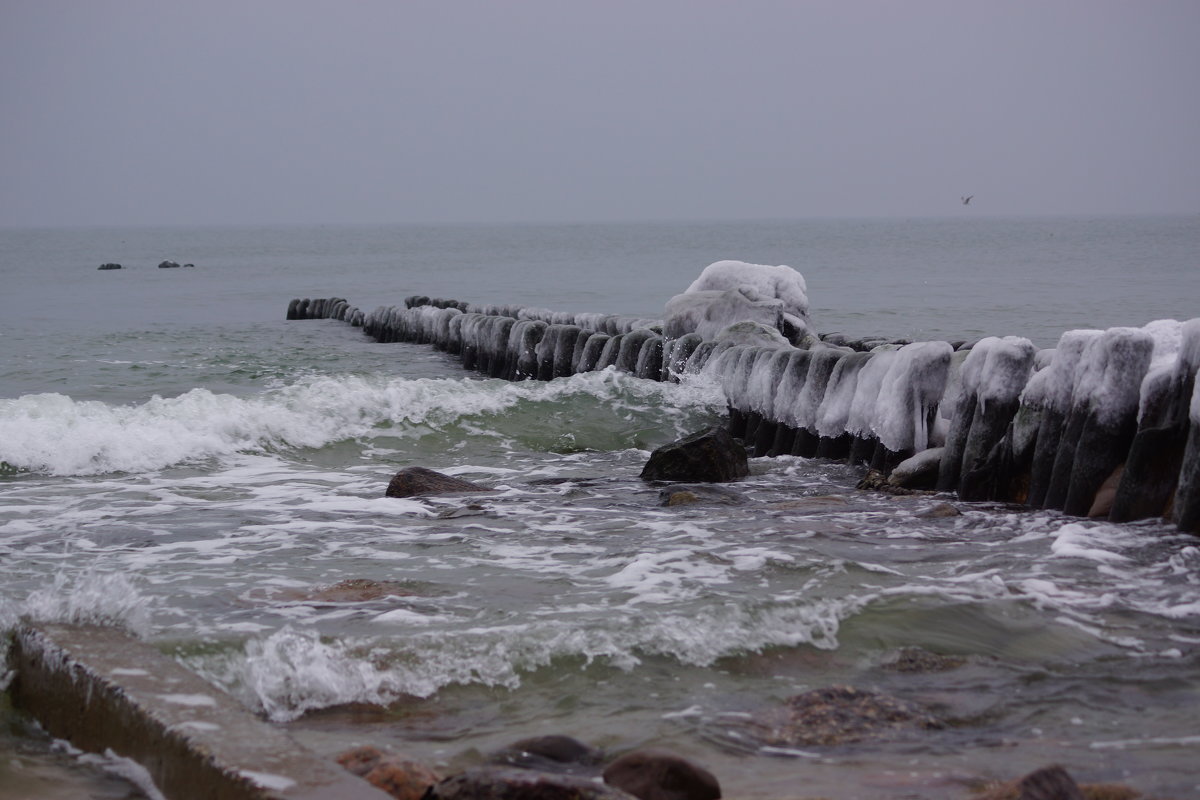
[21,569,151,636]
[0,370,725,476]
[157,693,218,707]
[240,771,297,791]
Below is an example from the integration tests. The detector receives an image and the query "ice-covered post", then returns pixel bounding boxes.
[871,341,953,472]
[1109,319,1195,522]
[938,337,1036,497]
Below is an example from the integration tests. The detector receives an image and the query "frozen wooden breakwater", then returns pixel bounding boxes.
[287,260,1200,534]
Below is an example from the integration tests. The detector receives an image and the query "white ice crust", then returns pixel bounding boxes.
[664,260,811,341]
[873,341,954,452]
[1073,327,1155,427]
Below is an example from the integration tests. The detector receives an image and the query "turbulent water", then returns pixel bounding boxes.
[2,217,1199,798]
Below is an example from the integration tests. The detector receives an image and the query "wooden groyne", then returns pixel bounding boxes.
[288,294,1200,534]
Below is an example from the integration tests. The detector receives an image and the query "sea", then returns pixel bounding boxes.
[1,215,1199,799]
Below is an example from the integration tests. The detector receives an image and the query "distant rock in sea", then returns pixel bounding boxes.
[98,262,122,270]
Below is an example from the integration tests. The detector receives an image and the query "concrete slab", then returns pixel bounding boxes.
[9,623,392,800]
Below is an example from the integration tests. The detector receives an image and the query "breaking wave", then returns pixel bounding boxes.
[190,596,863,722]
[0,369,724,476]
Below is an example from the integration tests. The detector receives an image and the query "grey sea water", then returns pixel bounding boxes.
[2,216,1199,798]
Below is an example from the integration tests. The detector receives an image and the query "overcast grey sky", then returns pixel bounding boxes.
[2,1,1198,226]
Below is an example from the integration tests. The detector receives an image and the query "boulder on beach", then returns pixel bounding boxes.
[602,750,721,800]
[385,466,497,498]
[336,745,440,800]
[640,427,749,483]
[428,766,637,800]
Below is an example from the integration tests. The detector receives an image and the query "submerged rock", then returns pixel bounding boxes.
[730,685,942,747]
[881,647,967,673]
[97,262,122,270]
[658,484,746,507]
[917,502,962,519]
[299,578,415,603]
[640,427,749,483]
[385,466,497,498]
[490,735,604,774]
[429,766,637,800]
[602,750,721,800]
[336,745,440,800]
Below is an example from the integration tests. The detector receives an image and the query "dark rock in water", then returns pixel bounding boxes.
[336,745,441,800]
[973,764,1092,800]
[183,262,195,267]
[385,467,496,498]
[640,427,749,483]
[602,750,720,800]
[1015,766,1085,800]
[730,685,942,747]
[157,260,181,268]
[490,735,603,774]
[97,262,122,270]
[658,484,746,507]
[429,766,637,800]
[881,647,966,673]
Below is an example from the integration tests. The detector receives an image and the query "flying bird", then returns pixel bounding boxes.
[961,195,973,205]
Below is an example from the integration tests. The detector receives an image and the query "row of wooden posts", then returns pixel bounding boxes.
[287,296,1200,534]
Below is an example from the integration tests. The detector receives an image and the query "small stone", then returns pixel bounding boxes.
[336,746,440,800]
[602,750,721,800]
[385,466,496,498]
[336,745,384,776]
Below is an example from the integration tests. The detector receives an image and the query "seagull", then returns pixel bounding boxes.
[961,195,973,205]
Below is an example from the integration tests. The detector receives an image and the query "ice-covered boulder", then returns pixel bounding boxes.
[663,260,812,343]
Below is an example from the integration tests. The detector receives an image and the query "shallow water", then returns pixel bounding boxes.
[2,217,1199,798]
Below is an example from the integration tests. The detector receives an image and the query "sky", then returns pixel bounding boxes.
[2,0,1198,226]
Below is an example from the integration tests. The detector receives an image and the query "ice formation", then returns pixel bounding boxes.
[664,260,811,342]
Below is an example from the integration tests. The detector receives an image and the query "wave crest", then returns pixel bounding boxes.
[0,370,724,475]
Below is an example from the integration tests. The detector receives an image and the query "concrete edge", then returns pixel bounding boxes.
[9,622,392,800]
